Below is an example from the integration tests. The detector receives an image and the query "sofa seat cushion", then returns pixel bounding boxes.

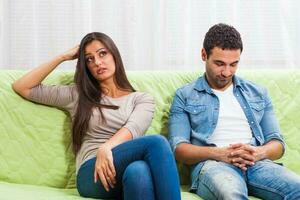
[0,181,96,200]
[0,182,204,200]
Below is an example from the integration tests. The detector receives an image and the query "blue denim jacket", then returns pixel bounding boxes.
[168,74,285,190]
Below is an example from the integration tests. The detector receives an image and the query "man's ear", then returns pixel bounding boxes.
[201,48,207,61]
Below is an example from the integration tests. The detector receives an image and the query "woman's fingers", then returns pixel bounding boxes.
[94,162,110,191]
[98,169,110,192]
[71,45,80,59]
[102,163,115,188]
[95,145,117,190]
[108,159,116,184]
[94,168,98,183]
[95,160,116,191]
[61,45,79,61]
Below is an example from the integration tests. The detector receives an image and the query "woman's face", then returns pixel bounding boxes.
[84,40,116,84]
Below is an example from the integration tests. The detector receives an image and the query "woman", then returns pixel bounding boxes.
[12,32,181,200]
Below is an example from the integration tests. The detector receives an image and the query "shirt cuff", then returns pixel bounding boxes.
[169,136,191,153]
[264,136,286,156]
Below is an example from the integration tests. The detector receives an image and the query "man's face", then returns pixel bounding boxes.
[202,47,241,91]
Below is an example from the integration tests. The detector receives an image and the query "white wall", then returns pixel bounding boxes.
[1,0,300,70]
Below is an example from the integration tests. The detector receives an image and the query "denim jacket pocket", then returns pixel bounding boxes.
[184,105,206,114]
[249,100,265,121]
[249,100,265,111]
[184,105,207,128]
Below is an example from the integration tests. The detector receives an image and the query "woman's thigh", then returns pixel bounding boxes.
[77,157,122,199]
[77,135,170,199]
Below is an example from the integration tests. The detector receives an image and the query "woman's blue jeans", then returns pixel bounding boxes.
[77,135,181,200]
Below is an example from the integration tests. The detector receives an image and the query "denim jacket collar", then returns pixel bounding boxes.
[194,73,243,93]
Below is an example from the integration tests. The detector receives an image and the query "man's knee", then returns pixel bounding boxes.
[197,174,248,200]
[197,161,248,200]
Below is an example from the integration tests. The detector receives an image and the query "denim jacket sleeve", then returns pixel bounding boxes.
[259,89,285,151]
[168,89,191,153]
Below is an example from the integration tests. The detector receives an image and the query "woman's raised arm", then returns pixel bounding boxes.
[12,45,79,99]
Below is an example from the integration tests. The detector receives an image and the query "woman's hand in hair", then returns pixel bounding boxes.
[12,45,79,99]
[60,45,79,61]
[94,144,116,191]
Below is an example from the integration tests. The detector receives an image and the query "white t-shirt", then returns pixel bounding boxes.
[209,84,253,147]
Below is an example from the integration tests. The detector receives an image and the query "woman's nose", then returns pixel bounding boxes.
[94,56,103,66]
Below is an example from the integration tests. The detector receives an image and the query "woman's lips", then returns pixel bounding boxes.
[97,68,107,74]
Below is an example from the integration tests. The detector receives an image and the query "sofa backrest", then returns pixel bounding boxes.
[1,70,300,188]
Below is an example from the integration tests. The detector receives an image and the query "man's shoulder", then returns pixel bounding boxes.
[236,76,267,95]
[175,77,202,96]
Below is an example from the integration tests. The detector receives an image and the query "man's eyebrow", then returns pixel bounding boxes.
[230,60,239,65]
[213,60,225,63]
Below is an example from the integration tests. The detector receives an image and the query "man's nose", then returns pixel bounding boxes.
[221,66,232,77]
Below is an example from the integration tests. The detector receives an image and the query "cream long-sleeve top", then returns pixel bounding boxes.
[28,84,155,173]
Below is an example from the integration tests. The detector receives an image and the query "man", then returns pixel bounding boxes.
[169,23,300,199]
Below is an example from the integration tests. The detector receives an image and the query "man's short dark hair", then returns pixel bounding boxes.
[203,23,243,58]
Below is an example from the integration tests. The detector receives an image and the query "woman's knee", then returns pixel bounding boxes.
[146,135,171,150]
[123,161,151,181]
[122,161,155,200]
[123,161,153,187]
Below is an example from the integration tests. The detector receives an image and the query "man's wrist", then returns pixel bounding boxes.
[210,147,225,161]
[255,146,267,161]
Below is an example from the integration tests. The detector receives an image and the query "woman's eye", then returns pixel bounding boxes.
[99,51,107,57]
[85,57,93,63]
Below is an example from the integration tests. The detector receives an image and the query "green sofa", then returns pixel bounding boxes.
[1,70,300,200]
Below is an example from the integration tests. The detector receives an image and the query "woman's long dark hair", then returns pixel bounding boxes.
[72,32,135,153]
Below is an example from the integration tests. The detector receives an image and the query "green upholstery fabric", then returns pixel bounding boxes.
[0,181,94,200]
[0,70,299,199]
[0,182,200,200]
